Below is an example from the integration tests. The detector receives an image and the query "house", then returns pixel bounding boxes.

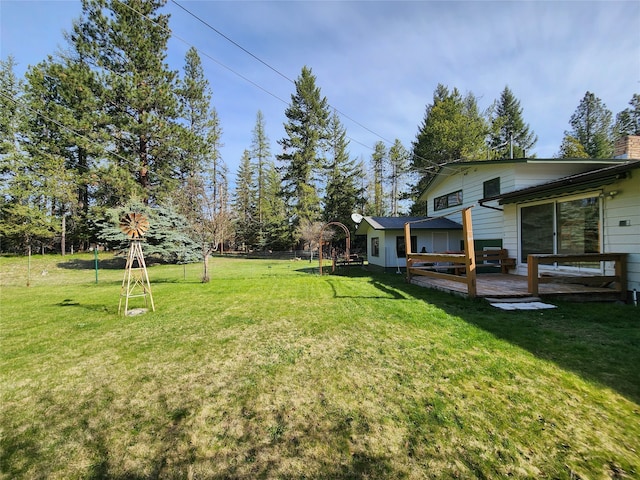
[414,137,640,297]
[355,216,462,272]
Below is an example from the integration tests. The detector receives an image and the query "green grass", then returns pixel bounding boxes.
[1,253,639,479]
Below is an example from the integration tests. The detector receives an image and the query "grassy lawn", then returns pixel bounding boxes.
[1,253,639,479]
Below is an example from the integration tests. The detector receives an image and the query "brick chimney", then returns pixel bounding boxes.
[614,135,640,159]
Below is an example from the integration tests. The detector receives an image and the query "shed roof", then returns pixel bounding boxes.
[356,216,462,235]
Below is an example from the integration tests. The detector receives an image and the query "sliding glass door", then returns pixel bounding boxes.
[521,203,554,262]
[520,196,601,264]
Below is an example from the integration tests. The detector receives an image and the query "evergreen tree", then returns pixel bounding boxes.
[22,55,106,251]
[250,110,271,228]
[0,57,57,253]
[171,45,229,277]
[261,165,290,251]
[323,111,363,230]
[94,200,199,263]
[614,93,640,137]
[176,47,212,182]
[388,139,409,216]
[72,0,180,204]
[561,91,613,158]
[370,141,387,216]
[233,149,257,249]
[0,57,21,157]
[488,86,537,159]
[410,84,487,212]
[277,66,330,243]
[556,135,589,158]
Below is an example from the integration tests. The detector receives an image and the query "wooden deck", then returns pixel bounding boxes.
[410,273,622,301]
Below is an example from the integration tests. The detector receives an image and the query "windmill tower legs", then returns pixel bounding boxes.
[119,240,155,315]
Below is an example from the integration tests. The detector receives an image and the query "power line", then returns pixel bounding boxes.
[164,0,472,176]
[170,0,295,85]
[115,0,384,156]
[168,0,396,147]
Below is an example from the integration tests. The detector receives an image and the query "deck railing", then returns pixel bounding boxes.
[405,207,478,297]
[527,253,628,300]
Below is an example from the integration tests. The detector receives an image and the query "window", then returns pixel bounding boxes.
[520,196,600,263]
[434,190,462,211]
[396,235,417,257]
[371,237,379,257]
[483,177,500,198]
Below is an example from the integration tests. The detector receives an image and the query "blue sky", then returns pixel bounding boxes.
[2,0,639,182]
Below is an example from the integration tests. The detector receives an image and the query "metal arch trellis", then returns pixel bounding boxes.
[318,221,351,276]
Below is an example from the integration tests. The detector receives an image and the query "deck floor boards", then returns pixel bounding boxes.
[410,273,618,299]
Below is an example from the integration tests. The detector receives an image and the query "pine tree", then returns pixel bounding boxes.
[370,141,387,216]
[277,66,330,243]
[323,111,363,230]
[614,93,640,137]
[233,149,257,249]
[72,0,180,204]
[21,54,106,251]
[0,57,56,253]
[261,165,290,251]
[410,84,487,212]
[561,91,613,158]
[250,110,271,226]
[0,56,21,157]
[488,86,537,159]
[556,135,589,158]
[388,139,409,216]
[176,47,212,181]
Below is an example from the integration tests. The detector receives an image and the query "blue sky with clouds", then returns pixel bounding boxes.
[2,0,639,181]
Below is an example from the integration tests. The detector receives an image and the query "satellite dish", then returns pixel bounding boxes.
[351,213,364,225]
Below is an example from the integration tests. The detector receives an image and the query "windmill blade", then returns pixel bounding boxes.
[119,212,150,239]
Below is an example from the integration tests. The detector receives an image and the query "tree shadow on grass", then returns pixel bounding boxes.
[57,257,127,270]
[375,272,640,405]
[325,277,407,300]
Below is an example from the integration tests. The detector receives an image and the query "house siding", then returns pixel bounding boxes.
[418,159,640,294]
[602,173,640,291]
[502,204,521,273]
[420,163,594,244]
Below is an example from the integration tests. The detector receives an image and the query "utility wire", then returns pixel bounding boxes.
[165,0,471,178]
[170,0,295,85]
[169,0,396,147]
[115,0,383,154]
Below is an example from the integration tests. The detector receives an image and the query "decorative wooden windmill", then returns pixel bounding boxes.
[118,212,155,315]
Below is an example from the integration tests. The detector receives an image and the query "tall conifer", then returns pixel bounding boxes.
[560,91,613,158]
[488,86,537,159]
[323,111,363,229]
[277,66,330,243]
[72,0,180,203]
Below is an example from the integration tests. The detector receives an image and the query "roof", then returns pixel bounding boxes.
[481,159,640,205]
[355,216,462,235]
[419,157,633,199]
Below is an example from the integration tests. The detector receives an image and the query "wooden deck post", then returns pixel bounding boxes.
[615,254,628,301]
[461,207,477,297]
[527,255,539,296]
[404,222,412,282]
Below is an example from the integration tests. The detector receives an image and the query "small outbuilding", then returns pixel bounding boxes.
[355,216,462,272]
